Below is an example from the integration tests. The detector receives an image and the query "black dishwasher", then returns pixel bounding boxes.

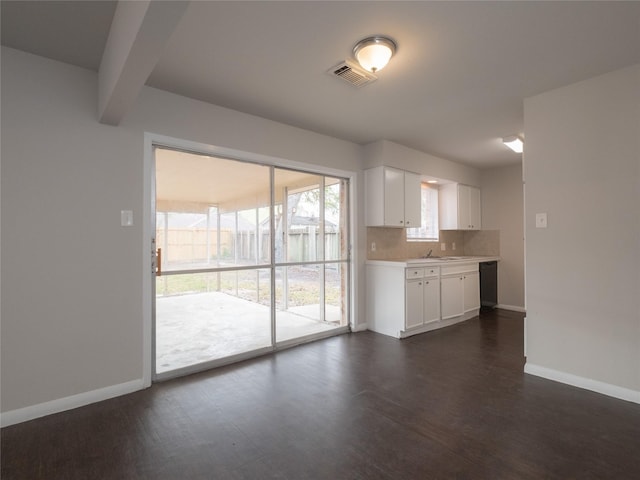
[479,261,498,308]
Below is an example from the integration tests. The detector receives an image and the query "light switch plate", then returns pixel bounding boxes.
[121,210,133,227]
[536,212,547,228]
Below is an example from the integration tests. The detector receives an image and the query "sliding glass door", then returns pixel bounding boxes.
[153,147,350,379]
[273,169,349,343]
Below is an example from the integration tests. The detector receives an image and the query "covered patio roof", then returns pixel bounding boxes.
[156,148,338,213]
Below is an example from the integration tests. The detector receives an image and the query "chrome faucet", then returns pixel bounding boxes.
[426,249,433,258]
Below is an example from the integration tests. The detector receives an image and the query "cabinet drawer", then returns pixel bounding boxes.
[441,263,478,276]
[405,268,424,279]
[424,267,439,277]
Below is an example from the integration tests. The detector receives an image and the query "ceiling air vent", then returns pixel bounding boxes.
[329,60,377,87]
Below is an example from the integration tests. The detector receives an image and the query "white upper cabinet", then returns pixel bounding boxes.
[366,166,421,227]
[381,167,404,227]
[402,171,421,228]
[439,183,481,230]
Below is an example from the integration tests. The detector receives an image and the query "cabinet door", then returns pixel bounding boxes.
[458,185,472,229]
[463,271,480,312]
[405,279,424,329]
[468,186,481,230]
[441,276,464,320]
[403,172,421,228]
[423,278,440,325]
[384,167,405,227]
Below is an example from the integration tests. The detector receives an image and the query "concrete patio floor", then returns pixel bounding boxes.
[155,291,342,373]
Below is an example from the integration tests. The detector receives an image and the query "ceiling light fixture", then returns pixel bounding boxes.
[503,135,524,153]
[353,36,397,73]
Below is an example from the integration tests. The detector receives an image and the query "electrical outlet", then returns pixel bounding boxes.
[371,242,376,252]
[452,242,456,251]
[441,243,446,251]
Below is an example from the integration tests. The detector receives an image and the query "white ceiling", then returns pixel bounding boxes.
[2,1,639,169]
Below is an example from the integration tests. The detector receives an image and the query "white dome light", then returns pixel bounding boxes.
[353,36,397,73]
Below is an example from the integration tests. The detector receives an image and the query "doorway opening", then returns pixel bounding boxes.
[153,147,351,379]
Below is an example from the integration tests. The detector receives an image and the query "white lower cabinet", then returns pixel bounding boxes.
[423,277,441,325]
[463,271,480,312]
[367,262,480,339]
[441,275,464,320]
[441,263,480,320]
[405,278,424,330]
[405,268,440,330]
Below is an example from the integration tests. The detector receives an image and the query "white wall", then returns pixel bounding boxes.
[480,164,525,310]
[0,47,365,419]
[523,64,640,400]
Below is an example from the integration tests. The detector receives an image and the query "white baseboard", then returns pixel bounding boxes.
[497,304,526,313]
[351,322,368,332]
[1,379,146,428]
[524,363,640,405]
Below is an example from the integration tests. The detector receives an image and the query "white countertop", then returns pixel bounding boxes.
[366,256,500,267]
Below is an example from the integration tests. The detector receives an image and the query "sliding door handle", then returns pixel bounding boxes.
[156,248,162,277]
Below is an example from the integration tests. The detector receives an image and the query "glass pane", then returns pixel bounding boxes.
[325,177,348,261]
[276,265,326,342]
[218,269,270,305]
[156,270,271,373]
[155,150,271,271]
[156,211,211,271]
[257,206,271,264]
[218,212,237,265]
[273,169,322,263]
[210,207,271,268]
[325,263,348,327]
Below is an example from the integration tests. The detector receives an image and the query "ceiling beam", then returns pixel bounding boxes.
[98,0,188,125]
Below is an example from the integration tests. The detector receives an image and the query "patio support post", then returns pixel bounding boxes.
[319,178,326,323]
[206,207,211,266]
[234,211,239,296]
[162,211,169,295]
[216,207,221,291]
[255,207,260,303]
[270,167,276,347]
[282,187,289,311]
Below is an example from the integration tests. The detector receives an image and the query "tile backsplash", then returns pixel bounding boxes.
[462,230,500,256]
[367,228,499,260]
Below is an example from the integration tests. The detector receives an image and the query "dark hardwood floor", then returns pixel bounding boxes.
[2,309,640,479]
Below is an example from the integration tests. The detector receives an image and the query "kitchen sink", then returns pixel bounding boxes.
[415,256,467,261]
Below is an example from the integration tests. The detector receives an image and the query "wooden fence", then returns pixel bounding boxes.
[156,228,342,265]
